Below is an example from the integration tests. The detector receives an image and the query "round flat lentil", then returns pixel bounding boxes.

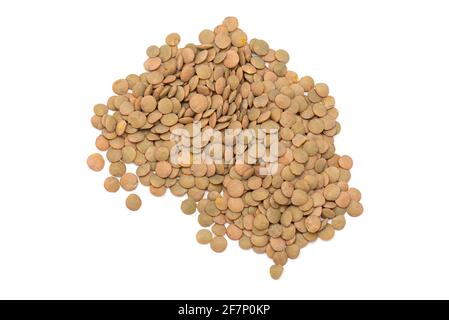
[223,50,240,68]
[189,94,208,113]
[339,155,353,170]
[196,229,212,244]
[269,265,283,280]
[166,33,180,46]
[126,194,142,211]
[227,179,245,197]
[155,161,172,178]
[181,198,197,215]
[215,33,231,49]
[112,79,128,95]
[231,30,247,47]
[196,64,212,80]
[210,236,227,253]
[120,173,138,191]
[332,215,346,230]
[199,29,215,44]
[104,177,120,193]
[347,201,363,217]
[87,153,105,172]
[305,215,321,233]
[253,39,269,56]
[275,49,289,63]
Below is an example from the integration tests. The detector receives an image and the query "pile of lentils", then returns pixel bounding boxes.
[87,17,363,279]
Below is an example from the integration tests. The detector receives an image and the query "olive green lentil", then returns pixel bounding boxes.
[181,198,197,215]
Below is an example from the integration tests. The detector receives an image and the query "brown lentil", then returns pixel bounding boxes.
[87,153,105,172]
[120,173,138,191]
[196,229,212,244]
[181,198,197,215]
[126,194,142,211]
[104,176,120,193]
[270,265,283,280]
[210,236,227,253]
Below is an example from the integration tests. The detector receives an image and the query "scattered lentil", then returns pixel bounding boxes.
[196,229,212,244]
[126,194,142,211]
[270,265,284,280]
[87,153,105,172]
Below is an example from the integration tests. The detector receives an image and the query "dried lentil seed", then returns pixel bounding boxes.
[227,179,245,197]
[323,184,340,201]
[275,49,289,63]
[189,94,208,113]
[253,39,269,56]
[199,29,215,44]
[126,194,142,211]
[120,173,138,191]
[215,33,231,49]
[87,153,105,172]
[349,188,362,202]
[212,223,226,236]
[347,201,363,217]
[339,155,353,170]
[196,229,212,244]
[332,215,346,230]
[269,265,283,280]
[231,30,247,47]
[155,161,172,178]
[319,225,335,241]
[165,33,180,46]
[104,176,120,193]
[109,162,126,177]
[223,50,240,68]
[210,236,227,253]
[112,79,128,95]
[305,215,321,233]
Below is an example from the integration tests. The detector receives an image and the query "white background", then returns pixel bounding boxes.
[0,0,448,300]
